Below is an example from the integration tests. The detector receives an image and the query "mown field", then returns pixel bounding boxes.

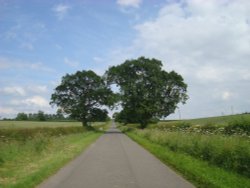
[0,121,109,188]
[120,114,250,188]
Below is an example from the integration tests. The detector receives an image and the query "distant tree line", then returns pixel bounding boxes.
[15,109,70,121]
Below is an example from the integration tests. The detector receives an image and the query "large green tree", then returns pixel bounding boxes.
[106,57,188,128]
[16,112,28,121]
[50,70,114,127]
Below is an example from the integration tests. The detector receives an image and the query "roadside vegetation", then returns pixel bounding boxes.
[119,114,250,188]
[0,121,109,188]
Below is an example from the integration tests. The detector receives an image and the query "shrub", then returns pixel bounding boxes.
[177,122,192,129]
[225,118,250,135]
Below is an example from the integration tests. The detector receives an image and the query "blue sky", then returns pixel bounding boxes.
[1,0,250,119]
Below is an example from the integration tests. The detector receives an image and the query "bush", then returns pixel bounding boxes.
[200,123,217,131]
[177,122,192,129]
[225,118,250,135]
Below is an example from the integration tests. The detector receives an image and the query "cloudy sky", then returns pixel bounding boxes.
[0,0,250,119]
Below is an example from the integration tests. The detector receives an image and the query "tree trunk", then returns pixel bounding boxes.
[82,121,94,130]
[82,121,88,127]
[140,120,148,129]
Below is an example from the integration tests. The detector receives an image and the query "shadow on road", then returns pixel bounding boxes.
[105,131,123,134]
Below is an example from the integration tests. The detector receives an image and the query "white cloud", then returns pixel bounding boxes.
[133,1,250,71]
[28,85,48,93]
[0,86,26,96]
[222,91,233,101]
[0,57,54,72]
[117,0,142,8]
[0,85,48,97]
[0,107,16,115]
[24,96,49,107]
[29,62,54,72]
[64,57,79,68]
[134,3,250,66]
[11,96,49,107]
[53,4,71,20]
[195,66,236,83]
[4,22,46,51]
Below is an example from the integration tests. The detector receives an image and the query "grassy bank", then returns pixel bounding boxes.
[133,129,250,177]
[0,122,107,188]
[127,132,250,188]
[119,115,250,188]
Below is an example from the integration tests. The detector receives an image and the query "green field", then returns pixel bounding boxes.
[120,114,250,188]
[0,121,109,188]
[159,113,250,127]
[0,121,107,129]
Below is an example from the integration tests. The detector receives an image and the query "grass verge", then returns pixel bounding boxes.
[0,132,102,188]
[132,129,250,177]
[127,132,250,188]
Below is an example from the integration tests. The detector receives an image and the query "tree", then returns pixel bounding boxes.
[106,57,188,128]
[37,110,46,121]
[50,70,114,127]
[16,112,28,121]
[56,109,64,120]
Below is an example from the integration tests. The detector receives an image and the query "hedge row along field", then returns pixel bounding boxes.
[155,114,250,136]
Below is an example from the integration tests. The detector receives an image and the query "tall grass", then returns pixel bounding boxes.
[0,132,101,188]
[0,122,108,187]
[0,126,86,141]
[133,129,250,177]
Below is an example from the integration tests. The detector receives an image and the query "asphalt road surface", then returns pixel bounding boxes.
[38,122,195,188]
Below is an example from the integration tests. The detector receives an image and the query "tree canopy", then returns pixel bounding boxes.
[106,57,188,128]
[50,70,114,126]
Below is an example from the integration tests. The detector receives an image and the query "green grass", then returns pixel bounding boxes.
[132,129,250,177]
[0,121,110,188]
[127,132,250,188]
[0,132,102,188]
[0,121,82,129]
